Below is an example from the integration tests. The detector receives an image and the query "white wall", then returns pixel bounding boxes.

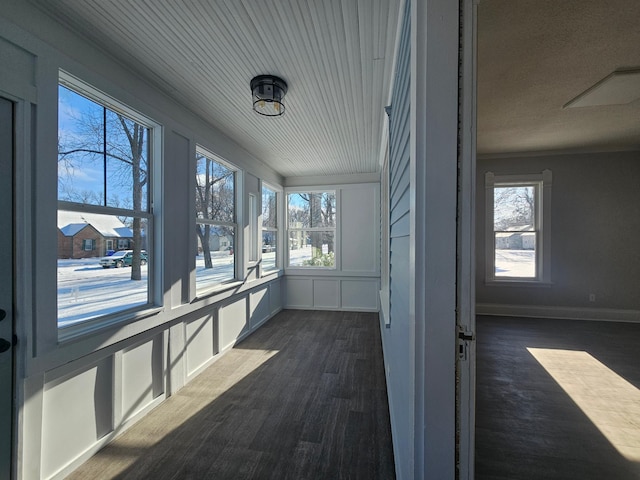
[477,151,640,321]
[283,182,381,312]
[379,0,460,478]
[0,4,285,479]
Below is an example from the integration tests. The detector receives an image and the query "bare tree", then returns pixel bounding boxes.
[58,99,148,281]
[289,192,335,259]
[195,155,234,268]
[494,186,535,230]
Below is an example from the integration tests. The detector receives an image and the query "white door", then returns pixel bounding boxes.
[457,0,477,478]
[0,96,15,480]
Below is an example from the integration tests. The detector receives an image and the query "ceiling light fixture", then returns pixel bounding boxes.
[250,75,288,117]
[564,68,640,108]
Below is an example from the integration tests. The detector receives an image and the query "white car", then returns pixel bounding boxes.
[99,250,148,268]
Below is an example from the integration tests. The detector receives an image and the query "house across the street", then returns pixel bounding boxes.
[57,211,134,259]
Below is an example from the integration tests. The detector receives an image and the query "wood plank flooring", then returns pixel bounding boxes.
[67,310,395,480]
[476,316,640,480]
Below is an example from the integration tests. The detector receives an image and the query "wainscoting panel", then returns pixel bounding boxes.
[284,277,379,312]
[41,358,114,479]
[313,279,340,309]
[250,287,270,329]
[219,297,250,351]
[284,277,313,308]
[121,335,164,420]
[269,278,282,314]
[342,279,379,310]
[185,312,216,376]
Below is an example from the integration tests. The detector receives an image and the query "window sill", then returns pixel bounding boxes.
[194,280,244,302]
[261,269,282,278]
[58,305,164,344]
[485,279,553,288]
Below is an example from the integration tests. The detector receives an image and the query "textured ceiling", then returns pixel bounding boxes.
[478,0,640,156]
[30,0,400,178]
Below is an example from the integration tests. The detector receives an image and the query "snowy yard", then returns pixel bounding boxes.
[58,257,151,327]
[58,250,282,327]
[495,249,535,278]
[58,247,534,327]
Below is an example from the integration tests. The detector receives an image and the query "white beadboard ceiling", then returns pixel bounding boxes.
[27,0,640,177]
[29,0,400,178]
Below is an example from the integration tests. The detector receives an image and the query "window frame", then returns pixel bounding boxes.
[82,238,95,251]
[57,71,161,338]
[485,170,552,285]
[285,189,337,270]
[194,146,239,297]
[260,182,280,276]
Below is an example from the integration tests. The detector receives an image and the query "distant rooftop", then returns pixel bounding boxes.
[58,211,133,238]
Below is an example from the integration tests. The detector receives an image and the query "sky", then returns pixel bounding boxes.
[58,85,147,210]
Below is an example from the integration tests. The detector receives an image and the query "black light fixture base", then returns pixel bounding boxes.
[251,75,288,117]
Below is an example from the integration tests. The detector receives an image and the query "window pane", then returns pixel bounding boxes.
[106,110,149,211]
[196,154,235,222]
[58,85,105,204]
[196,224,235,294]
[58,85,149,211]
[57,210,150,327]
[288,231,335,267]
[495,232,536,278]
[262,186,277,228]
[494,186,535,231]
[262,231,277,271]
[288,192,336,228]
[494,184,536,278]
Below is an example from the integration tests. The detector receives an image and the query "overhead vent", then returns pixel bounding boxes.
[564,69,640,108]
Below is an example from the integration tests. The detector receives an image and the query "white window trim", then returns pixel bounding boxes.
[485,170,552,285]
[260,182,280,276]
[285,188,338,271]
[57,74,162,340]
[194,146,240,298]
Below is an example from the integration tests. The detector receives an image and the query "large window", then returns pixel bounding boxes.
[485,171,552,283]
[57,76,155,328]
[195,149,236,294]
[287,191,336,268]
[261,184,278,273]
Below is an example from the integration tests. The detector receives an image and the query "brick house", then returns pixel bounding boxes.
[57,211,134,259]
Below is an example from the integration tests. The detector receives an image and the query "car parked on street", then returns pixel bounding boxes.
[99,250,148,268]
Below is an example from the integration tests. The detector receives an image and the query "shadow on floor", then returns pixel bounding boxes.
[68,310,395,480]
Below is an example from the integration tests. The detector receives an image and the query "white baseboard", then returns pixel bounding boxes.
[477,303,640,323]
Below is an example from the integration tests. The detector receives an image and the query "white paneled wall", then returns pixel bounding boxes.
[185,314,216,377]
[285,277,380,311]
[33,279,283,480]
[121,336,164,420]
[41,359,114,478]
[284,182,380,311]
[249,287,270,329]
[342,279,380,310]
[219,297,250,352]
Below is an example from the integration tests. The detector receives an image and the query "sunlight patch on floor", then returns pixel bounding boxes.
[527,347,640,462]
[103,348,280,453]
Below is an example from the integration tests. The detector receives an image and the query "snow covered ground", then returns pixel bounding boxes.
[58,247,533,327]
[58,250,282,327]
[58,257,151,327]
[495,249,535,278]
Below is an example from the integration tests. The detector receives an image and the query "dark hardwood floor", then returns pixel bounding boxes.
[476,316,640,480]
[68,310,395,480]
